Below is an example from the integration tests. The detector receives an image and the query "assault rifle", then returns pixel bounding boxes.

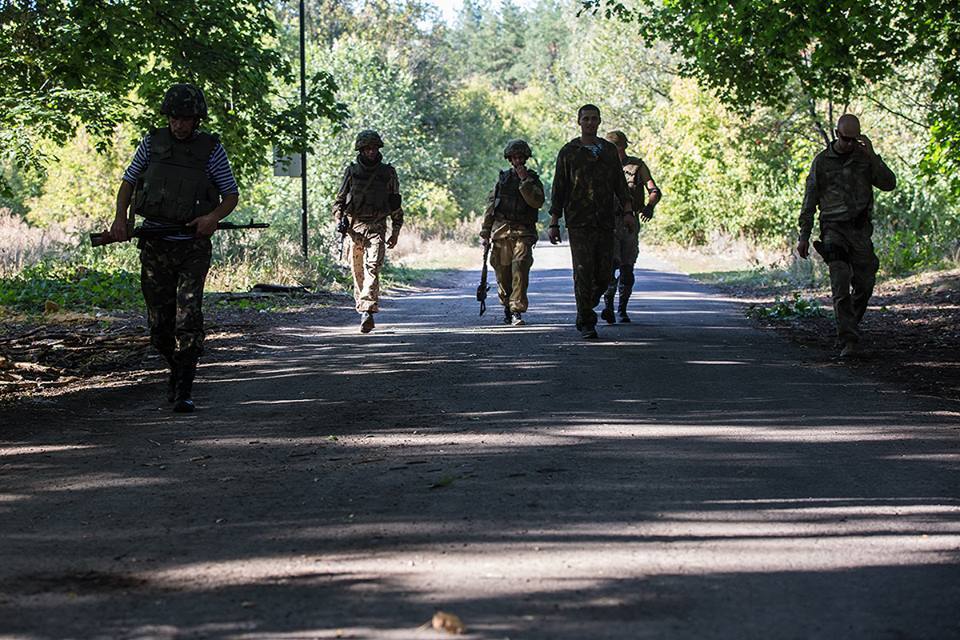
[336,215,351,260]
[89,220,269,247]
[477,242,490,316]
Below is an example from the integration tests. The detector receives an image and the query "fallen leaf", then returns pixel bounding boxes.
[432,611,466,635]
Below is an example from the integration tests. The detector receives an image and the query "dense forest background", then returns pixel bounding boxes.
[1,0,957,307]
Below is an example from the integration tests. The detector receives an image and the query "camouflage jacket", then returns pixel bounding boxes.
[799,143,896,240]
[332,154,404,228]
[481,168,545,241]
[622,155,654,211]
[549,137,630,230]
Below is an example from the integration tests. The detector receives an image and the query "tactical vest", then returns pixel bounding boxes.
[134,128,220,223]
[493,170,539,225]
[346,160,393,218]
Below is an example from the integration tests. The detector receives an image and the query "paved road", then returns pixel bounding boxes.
[2,244,959,639]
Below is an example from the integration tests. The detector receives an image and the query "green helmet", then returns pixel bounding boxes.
[604,130,629,148]
[503,139,533,160]
[160,83,208,119]
[355,129,384,151]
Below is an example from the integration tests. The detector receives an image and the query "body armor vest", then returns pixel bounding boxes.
[134,128,220,223]
[493,170,539,225]
[346,160,393,218]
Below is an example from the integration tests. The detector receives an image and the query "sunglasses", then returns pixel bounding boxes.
[836,131,859,143]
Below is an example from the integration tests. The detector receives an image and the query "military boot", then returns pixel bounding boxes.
[173,358,198,413]
[511,311,525,326]
[617,298,632,323]
[163,354,179,403]
[503,306,512,325]
[360,311,375,333]
[601,286,616,324]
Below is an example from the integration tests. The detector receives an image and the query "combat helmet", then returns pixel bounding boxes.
[355,129,385,151]
[160,83,208,119]
[604,130,630,148]
[503,139,533,160]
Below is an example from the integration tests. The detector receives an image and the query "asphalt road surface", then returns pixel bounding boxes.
[2,244,959,639]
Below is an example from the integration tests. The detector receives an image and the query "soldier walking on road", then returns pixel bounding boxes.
[110,83,240,413]
[480,139,545,326]
[601,130,661,324]
[548,105,632,339]
[332,130,404,334]
[797,114,897,358]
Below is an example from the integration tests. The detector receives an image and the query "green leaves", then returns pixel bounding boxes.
[581,0,960,199]
[0,0,347,194]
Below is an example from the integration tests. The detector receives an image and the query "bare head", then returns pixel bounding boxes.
[577,104,601,137]
[834,114,862,153]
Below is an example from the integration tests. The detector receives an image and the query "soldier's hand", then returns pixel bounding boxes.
[387,232,400,249]
[858,134,876,156]
[515,164,529,181]
[640,204,655,222]
[797,239,810,259]
[548,225,561,245]
[109,216,129,242]
[188,213,219,238]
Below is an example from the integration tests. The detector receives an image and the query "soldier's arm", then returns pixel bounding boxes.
[332,167,352,221]
[549,150,569,220]
[871,154,897,192]
[605,146,631,213]
[388,167,403,233]
[480,188,496,239]
[798,158,819,242]
[519,173,545,209]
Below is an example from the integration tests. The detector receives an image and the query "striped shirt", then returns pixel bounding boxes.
[122,130,239,240]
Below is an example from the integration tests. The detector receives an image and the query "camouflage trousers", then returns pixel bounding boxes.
[605,225,639,310]
[139,237,212,362]
[491,236,535,313]
[820,220,880,343]
[567,227,615,329]
[349,221,387,313]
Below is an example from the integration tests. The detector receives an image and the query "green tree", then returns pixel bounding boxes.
[580,0,960,198]
[0,0,346,193]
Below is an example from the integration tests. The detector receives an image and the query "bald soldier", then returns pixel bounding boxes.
[548,104,632,339]
[480,139,545,326]
[601,130,661,323]
[797,114,896,357]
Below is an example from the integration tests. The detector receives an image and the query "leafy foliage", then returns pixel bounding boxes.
[0,0,347,193]
[746,292,823,320]
[579,0,960,199]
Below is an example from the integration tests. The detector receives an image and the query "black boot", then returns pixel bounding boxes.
[173,358,198,413]
[602,275,617,324]
[618,266,635,323]
[503,306,512,325]
[163,354,179,403]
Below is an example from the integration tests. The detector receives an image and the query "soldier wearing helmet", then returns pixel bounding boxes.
[480,139,545,326]
[332,129,404,333]
[110,83,240,413]
[601,130,661,324]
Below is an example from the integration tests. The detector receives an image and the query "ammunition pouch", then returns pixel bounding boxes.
[812,240,849,263]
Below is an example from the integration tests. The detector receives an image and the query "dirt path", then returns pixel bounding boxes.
[2,245,959,639]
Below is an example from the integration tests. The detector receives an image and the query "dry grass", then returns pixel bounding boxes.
[0,210,72,277]
[391,217,483,270]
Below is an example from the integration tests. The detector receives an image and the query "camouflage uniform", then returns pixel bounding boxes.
[550,137,631,330]
[118,83,238,411]
[140,238,212,360]
[332,130,404,317]
[481,141,545,319]
[800,142,896,344]
[604,151,656,317]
